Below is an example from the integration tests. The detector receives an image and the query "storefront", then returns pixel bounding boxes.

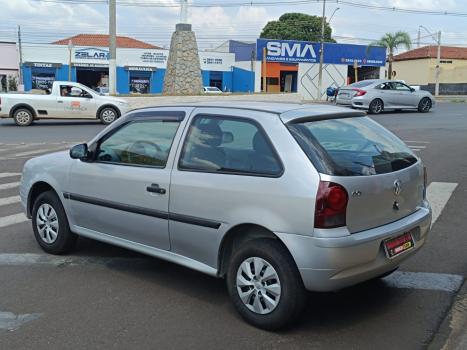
[255,39,387,99]
[20,41,243,94]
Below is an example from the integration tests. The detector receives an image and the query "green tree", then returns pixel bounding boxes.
[260,13,335,42]
[371,31,412,80]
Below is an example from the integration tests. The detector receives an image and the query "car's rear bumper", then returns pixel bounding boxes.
[276,203,432,291]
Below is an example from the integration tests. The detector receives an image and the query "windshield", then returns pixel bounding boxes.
[288,117,418,176]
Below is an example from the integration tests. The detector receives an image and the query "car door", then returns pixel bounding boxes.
[168,109,284,268]
[391,82,415,107]
[64,111,187,250]
[56,84,96,118]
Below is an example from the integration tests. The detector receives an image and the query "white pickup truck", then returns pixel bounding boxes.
[0,81,130,126]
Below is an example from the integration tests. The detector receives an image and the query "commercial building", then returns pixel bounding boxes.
[21,34,250,94]
[0,41,20,92]
[393,46,467,95]
[220,39,387,99]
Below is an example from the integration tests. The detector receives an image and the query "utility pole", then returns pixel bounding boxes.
[17,25,23,90]
[317,0,326,101]
[417,27,421,48]
[435,31,441,96]
[68,40,73,81]
[109,0,117,95]
[262,47,267,93]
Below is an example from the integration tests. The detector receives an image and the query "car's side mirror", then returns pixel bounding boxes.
[410,87,415,92]
[70,143,89,160]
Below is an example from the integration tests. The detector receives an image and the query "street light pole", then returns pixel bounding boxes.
[68,40,73,81]
[435,31,441,97]
[317,0,326,101]
[109,0,117,95]
[180,0,188,23]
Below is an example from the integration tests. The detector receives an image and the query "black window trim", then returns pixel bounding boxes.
[90,113,185,169]
[177,113,285,178]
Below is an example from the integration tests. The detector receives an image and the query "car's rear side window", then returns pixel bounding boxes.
[179,115,283,176]
[288,117,418,176]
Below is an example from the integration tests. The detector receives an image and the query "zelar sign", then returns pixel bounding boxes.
[257,39,386,66]
[75,48,109,60]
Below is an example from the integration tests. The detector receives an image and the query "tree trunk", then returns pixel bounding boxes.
[388,51,393,80]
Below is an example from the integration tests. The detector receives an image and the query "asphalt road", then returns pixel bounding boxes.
[0,103,466,349]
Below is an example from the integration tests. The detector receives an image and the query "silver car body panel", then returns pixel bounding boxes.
[336,79,435,111]
[20,102,432,292]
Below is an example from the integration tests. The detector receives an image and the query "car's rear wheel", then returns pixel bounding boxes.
[99,107,118,125]
[368,99,384,114]
[227,239,306,330]
[32,191,77,254]
[13,108,34,126]
[418,97,432,113]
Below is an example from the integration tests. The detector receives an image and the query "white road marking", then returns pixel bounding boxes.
[13,146,69,157]
[409,146,426,149]
[404,141,430,144]
[0,173,21,178]
[0,311,41,331]
[0,182,20,191]
[383,271,464,293]
[427,182,458,224]
[0,213,28,228]
[0,196,21,207]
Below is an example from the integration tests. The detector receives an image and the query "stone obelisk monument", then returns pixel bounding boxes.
[163,0,203,95]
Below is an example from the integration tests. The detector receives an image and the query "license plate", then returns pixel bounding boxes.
[384,232,415,258]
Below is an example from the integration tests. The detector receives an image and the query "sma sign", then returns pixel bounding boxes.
[257,39,319,63]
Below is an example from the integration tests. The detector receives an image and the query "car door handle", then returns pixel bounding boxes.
[146,183,166,194]
[57,100,64,103]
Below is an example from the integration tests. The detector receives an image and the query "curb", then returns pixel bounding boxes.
[428,278,467,350]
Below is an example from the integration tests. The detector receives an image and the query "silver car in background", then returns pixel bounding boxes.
[336,79,435,114]
[20,103,431,330]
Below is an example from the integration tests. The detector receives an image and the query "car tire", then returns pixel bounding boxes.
[13,108,34,126]
[226,238,307,330]
[32,191,77,255]
[368,99,384,114]
[99,107,118,125]
[418,97,432,113]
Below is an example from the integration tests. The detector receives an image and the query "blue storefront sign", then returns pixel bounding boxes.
[256,39,386,66]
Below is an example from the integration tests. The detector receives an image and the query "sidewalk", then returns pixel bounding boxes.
[429,279,467,350]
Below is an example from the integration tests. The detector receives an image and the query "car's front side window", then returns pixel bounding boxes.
[97,119,181,167]
[179,115,282,176]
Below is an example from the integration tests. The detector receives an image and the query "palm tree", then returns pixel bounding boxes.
[371,31,412,80]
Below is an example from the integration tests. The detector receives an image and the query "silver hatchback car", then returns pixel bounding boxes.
[336,79,435,114]
[20,102,432,330]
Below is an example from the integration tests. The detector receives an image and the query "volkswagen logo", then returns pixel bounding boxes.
[393,179,402,196]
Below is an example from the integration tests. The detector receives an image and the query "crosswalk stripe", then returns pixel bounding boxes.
[382,271,463,293]
[427,182,458,224]
[0,173,21,178]
[0,196,21,207]
[0,213,28,228]
[14,146,69,157]
[0,182,20,191]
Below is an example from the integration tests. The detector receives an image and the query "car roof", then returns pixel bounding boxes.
[129,101,366,123]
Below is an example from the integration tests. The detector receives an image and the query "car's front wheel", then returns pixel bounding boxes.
[13,108,34,126]
[32,191,77,254]
[368,99,384,114]
[99,107,118,125]
[227,239,307,330]
[418,97,432,113]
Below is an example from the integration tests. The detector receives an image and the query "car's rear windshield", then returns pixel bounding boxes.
[287,116,418,176]
[349,80,374,88]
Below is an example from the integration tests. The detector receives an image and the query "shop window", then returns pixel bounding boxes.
[130,72,151,94]
[32,68,56,91]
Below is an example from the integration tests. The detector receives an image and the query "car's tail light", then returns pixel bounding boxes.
[423,167,427,200]
[314,181,348,228]
[353,88,367,97]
